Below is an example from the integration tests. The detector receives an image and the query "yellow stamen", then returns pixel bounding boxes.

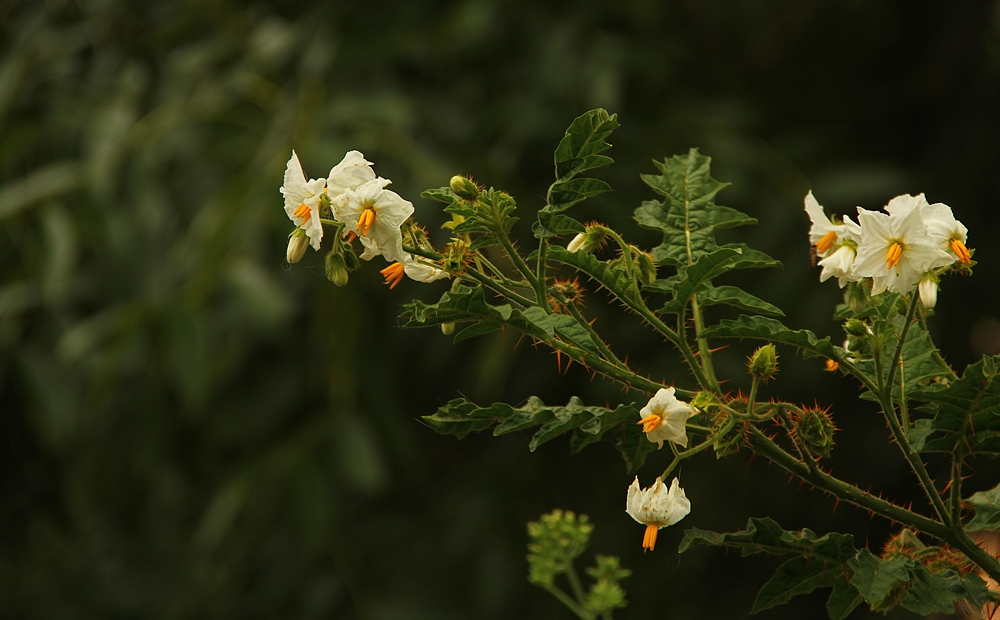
[825,359,839,372]
[293,203,311,225]
[885,242,903,269]
[357,208,376,236]
[816,231,838,254]
[380,262,405,289]
[642,524,658,551]
[345,230,358,243]
[638,414,662,434]
[950,238,972,265]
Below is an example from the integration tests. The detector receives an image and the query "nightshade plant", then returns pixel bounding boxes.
[282,109,1000,618]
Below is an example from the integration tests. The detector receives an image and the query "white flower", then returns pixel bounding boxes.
[804,191,849,258]
[280,150,327,251]
[919,276,938,309]
[816,214,862,287]
[884,194,972,266]
[852,205,951,295]
[326,150,387,209]
[625,477,691,551]
[338,178,414,263]
[286,229,309,264]
[638,387,697,449]
[567,233,587,253]
[380,254,450,289]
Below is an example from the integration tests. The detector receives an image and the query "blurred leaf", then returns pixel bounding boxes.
[965,484,1000,531]
[700,315,838,359]
[916,355,1000,454]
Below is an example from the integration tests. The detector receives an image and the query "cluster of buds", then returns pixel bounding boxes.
[805,192,973,308]
[789,406,837,458]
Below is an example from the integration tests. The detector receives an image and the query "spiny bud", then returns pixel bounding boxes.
[449,175,479,201]
[636,251,657,286]
[843,319,869,338]
[690,390,721,412]
[325,252,349,286]
[793,407,836,457]
[567,223,610,254]
[286,229,309,264]
[882,529,925,560]
[924,546,975,575]
[441,322,455,336]
[845,281,869,314]
[748,344,779,382]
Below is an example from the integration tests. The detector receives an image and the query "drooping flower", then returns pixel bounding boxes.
[337,178,414,263]
[280,150,327,250]
[625,477,691,551]
[380,254,450,289]
[852,205,951,295]
[637,387,697,449]
[816,214,862,287]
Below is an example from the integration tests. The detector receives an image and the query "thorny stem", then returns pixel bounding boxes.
[462,270,536,308]
[660,415,734,481]
[549,339,693,399]
[562,298,625,368]
[690,295,720,389]
[885,293,920,398]
[536,238,550,312]
[747,376,760,421]
[499,234,540,294]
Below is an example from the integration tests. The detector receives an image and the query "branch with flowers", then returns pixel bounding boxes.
[281,109,1000,618]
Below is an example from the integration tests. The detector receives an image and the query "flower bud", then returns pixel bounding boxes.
[566,233,588,253]
[636,251,657,286]
[449,175,479,201]
[845,281,869,314]
[286,229,309,264]
[843,319,869,338]
[918,275,938,309]
[325,252,349,286]
[441,322,455,335]
[792,407,836,458]
[748,344,778,382]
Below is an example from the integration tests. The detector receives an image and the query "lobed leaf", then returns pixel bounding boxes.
[646,247,743,314]
[699,315,837,359]
[551,108,620,185]
[965,484,1000,530]
[915,355,1000,454]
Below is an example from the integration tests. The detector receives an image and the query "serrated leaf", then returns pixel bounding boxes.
[421,187,461,205]
[634,148,780,272]
[908,418,935,452]
[532,212,585,239]
[697,285,784,316]
[847,550,909,609]
[826,575,864,620]
[546,178,612,214]
[647,247,742,314]
[551,108,620,184]
[547,245,642,306]
[422,396,648,470]
[917,355,1000,454]
[753,556,845,614]
[700,315,837,359]
[965,484,1000,530]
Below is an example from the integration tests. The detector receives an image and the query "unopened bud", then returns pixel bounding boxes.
[449,175,479,201]
[748,344,778,382]
[636,251,657,286]
[325,252,349,286]
[567,224,609,254]
[794,407,836,458]
[441,322,455,335]
[567,233,588,253]
[918,276,938,309]
[843,319,869,338]
[286,229,309,264]
[845,281,869,314]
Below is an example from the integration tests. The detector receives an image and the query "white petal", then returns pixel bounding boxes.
[327,150,377,196]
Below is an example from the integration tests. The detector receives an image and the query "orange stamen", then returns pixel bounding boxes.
[345,230,358,243]
[825,359,839,372]
[816,231,837,254]
[357,208,376,236]
[638,414,662,434]
[642,524,658,551]
[293,203,311,225]
[380,262,405,289]
[885,242,903,269]
[950,238,972,265]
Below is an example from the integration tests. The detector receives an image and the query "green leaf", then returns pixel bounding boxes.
[646,247,742,314]
[532,211,585,239]
[422,396,651,471]
[917,355,1000,454]
[697,285,784,317]
[634,148,780,271]
[908,419,935,452]
[699,315,838,359]
[547,245,642,306]
[448,188,519,250]
[965,484,1000,530]
[551,108,620,184]
[680,517,859,619]
[546,178,612,213]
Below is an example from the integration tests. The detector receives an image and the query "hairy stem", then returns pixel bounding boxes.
[690,295,720,389]
[535,238,550,312]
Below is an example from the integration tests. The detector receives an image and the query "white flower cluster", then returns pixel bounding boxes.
[805,191,972,308]
[280,150,448,286]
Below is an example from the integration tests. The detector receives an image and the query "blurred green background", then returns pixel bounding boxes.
[2,1,1000,618]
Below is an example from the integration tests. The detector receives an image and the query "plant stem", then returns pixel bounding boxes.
[660,416,733,480]
[563,300,625,367]
[461,270,536,308]
[565,562,589,609]
[747,376,760,419]
[545,585,591,620]
[550,340,693,398]
[689,295,720,388]
[499,234,539,294]
[885,293,920,396]
[535,238,550,312]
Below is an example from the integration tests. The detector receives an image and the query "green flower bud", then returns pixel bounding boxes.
[527,509,593,588]
[845,281,869,314]
[449,175,479,201]
[636,251,657,286]
[325,252,349,286]
[843,319,869,338]
[286,229,309,264]
[441,322,455,335]
[793,407,836,458]
[748,344,779,382]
